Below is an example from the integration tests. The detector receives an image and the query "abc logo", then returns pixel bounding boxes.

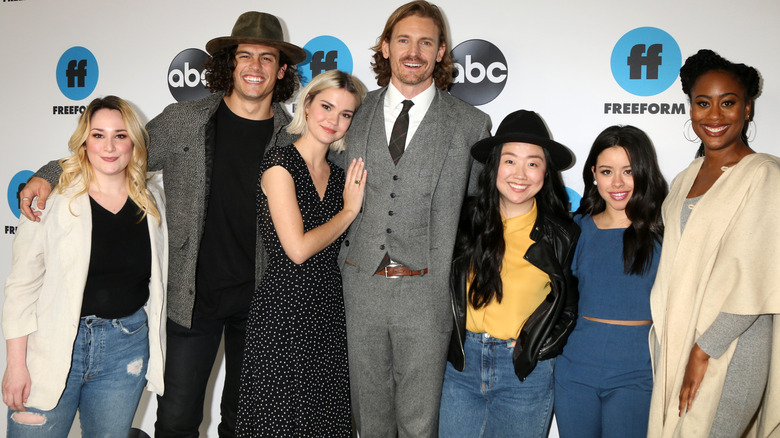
[300,36,353,86]
[168,48,210,102]
[56,47,99,101]
[610,27,682,97]
[450,40,508,106]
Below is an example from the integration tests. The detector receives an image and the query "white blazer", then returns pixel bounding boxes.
[2,172,168,410]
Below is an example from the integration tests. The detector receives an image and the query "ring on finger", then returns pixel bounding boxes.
[354,179,361,185]
[22,197,30,201]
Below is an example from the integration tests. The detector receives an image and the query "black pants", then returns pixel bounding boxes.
[154,314,247,437]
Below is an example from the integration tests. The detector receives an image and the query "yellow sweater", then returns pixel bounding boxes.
[466,203,551,340]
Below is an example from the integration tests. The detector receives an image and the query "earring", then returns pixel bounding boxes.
[746,120,757,143]
[683,119,700,143]
[305,112,308,121]
[592,180,597,186]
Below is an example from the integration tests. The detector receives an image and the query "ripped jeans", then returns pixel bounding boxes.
[7,307,149,437]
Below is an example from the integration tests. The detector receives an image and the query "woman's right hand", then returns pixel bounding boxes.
[2,363,31,411]
[343,158,367,218]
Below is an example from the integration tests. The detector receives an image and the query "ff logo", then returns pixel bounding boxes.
[56,47,99,101]
[168,48,210,102]
[611,27,682,97]
[450,40,508,106]
[299,36,353,86]
[7,170,34,219]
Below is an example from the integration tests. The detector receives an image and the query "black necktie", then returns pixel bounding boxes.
[388,100,414,165]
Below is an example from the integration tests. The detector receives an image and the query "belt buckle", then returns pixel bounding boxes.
[384,262,403,279]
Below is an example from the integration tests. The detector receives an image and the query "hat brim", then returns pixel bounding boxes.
[471,134,574,170]
[205,37,306,65]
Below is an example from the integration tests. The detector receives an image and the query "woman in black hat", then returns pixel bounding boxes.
[439,110,579,436]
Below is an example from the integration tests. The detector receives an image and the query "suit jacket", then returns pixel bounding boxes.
[2,173,168,410]
[336,86,490,319]
[36,93,298,327]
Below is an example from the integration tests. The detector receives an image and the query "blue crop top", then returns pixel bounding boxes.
[572,214,659,320]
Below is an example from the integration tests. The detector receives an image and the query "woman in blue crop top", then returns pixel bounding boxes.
[553,125,667,437]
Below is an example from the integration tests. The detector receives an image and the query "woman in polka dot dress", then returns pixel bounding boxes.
[235,70,367,436]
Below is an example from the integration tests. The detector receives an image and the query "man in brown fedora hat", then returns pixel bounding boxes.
[19,11,305,437]
[333,1,490,436]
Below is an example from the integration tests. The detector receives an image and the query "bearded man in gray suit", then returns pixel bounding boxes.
[335,2,491,436]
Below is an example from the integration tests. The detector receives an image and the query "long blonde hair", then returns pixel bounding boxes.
[58,96,161,225]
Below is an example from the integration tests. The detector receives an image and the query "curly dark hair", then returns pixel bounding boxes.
[204,46,300,103]
[457,144,571,309]
[575,125,667,275]
[370,0,454,90]
[679,49,761,155]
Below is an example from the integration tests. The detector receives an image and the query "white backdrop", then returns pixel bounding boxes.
[1,0,779,435]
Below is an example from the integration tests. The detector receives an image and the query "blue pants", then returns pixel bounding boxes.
[439,331,554,438]
[7,307,149,437]
[554,317,652,438]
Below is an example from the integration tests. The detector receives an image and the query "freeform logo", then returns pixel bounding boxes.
[299,36,353,86]
[450,40,507,106]
[566,187,581,213]
[56,47,99,101]
[6,170,33,222]
[610,27,682,97]
[168,48,210,102]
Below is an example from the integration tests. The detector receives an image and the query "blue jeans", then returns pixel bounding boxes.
[439,331,555,438]
[554,317,652,438]
[7,307,149,437]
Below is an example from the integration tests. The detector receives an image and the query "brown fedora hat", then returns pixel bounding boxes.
[206,12,306,65]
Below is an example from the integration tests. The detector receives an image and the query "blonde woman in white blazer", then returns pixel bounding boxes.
[1,96,167,437]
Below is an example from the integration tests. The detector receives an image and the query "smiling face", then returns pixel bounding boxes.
[85,109,133,181]
[592,146,634,215]
[496,142,547,219]
[303,87,358,147]
[690,70,751,153]
[381,15,445,98]
[229,43,286,105]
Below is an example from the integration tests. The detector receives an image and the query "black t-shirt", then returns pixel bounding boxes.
[81,197,151,319]
[195,101,273,318]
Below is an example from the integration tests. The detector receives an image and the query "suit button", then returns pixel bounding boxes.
[345,240,350,247]
[393,175,399,181]
[390,193,396,198]
[386,228,392,234]
[183,147,189,152]
[188,289,194,296]
[388,211,394,216]
[380,244,385,250]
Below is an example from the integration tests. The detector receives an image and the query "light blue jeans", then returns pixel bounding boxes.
[439,331,555,437]
[7,307,149,437]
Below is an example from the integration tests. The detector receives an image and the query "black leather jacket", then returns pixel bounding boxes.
[446,200,580,381]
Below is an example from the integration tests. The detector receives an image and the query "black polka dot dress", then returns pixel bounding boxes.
[236,145,351,437]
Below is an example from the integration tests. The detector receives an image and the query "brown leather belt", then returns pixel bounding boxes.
[375,265,428,278]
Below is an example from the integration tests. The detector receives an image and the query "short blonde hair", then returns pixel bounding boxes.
[286,70,367,152]
[58,96,161,224]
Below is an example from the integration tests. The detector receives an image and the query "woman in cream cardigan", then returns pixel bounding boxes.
[1,96,167,436]
[648,50,780,437]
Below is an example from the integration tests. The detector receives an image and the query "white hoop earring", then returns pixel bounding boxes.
[746,120,757,143]
[683,119,700,143]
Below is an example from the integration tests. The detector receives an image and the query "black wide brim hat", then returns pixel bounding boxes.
[471,110,574,170]
[206,11,306,65]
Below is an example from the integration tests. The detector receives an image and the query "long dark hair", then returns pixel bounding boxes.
[576,125,667,275]
[679,49,761,157]
[458,144,571,309]
[204,46,299,103]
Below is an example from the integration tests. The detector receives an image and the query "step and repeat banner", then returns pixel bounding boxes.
[1,0,779,435]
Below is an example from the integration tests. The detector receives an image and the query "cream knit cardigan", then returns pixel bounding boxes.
[649,153,780,437]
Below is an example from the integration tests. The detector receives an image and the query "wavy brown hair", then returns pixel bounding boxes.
[204,45,299,103]
[370,0,454,90]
